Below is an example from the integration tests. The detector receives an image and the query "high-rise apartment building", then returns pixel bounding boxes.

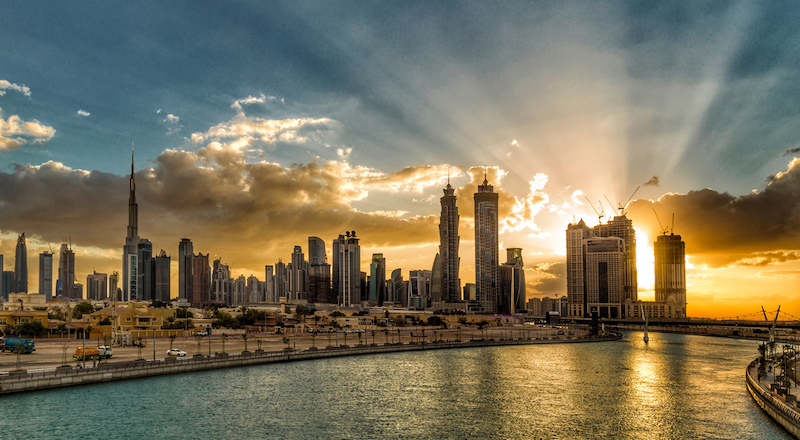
[0,254,4,301]
[439,181,461,302]
[333,231,361,307]
[190,253,210,306]
[389,268,403,306]
[123,150,139,301]
[500,248,526,314]
[566,215,637,318]
[109,272,120,301]
[138,238,153,300]
[86,271,108,300]
[274,260,287,300]
[178,239,193,301]
[307,237,331,304]
[474,176,499,314]
[154,250,170,303]
[654,233,686,317]
[264,265,275,302]
[13,233,28,293]
[368,253,386,305]
[58,242,76,299]
[39,251,53,300]
[289,245,307,301]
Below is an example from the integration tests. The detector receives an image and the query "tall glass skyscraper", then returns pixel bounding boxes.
[474,176,499,314]
[123,149,138,301]
[39,251,53,300]
[13,233,28,293]
[439,181,460,303]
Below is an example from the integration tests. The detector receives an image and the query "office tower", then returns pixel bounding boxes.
[333,231,361,307]
[86,271,108,300]
[566,215,637,318]
[655,233,687,317]
[58,242,76,299]
[109,272,120,301]
[289,245,307,301]
[1,271,12,301]
[211,259,230,305]
[0,254,3,301]
[474,176,499,314]
[500,248,526,314]
[123,150,139,301]
[308,237,326,266]
[13,233,28,293]
[178,238,193,301]
[369,253,386,305]
[430,253,441,302]
[154,250,170,302]
[39,251,53,300]
[389,268,403,306]
[439,180,461,302]
[264,265,275,302]
[308,261,331,304]
[137,238,153,301]
[274,260,287,300]
[463,283,476,302]
[408,269,432,309]
[190,253,210,306]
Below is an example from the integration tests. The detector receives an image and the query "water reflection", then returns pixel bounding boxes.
[0,332,793,440]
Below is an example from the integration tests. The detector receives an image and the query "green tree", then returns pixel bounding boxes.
[73,302,95,319]
[176,308,194,319]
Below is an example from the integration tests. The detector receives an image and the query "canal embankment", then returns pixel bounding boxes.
[0,333,620,395]
[746,359,800,438]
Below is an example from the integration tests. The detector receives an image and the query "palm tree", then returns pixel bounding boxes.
[169,334,177,351]
[242,333,249,352]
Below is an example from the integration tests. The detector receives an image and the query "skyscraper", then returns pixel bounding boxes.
[289,245,307,300]
[500,248,525,314]
[439,180,460,302]
[154,250,171,303]
[178,238,193,301]
[123,150,139,301]
[333,231,361,307]
[307,237,331,304]
[654,233,687,317]
[58,242,76,299]
[274,260,287,300]
[0,254,4,300]
[13,233,28,293]
[109,271,120,301]
[369,253,386,305]
[86,271,108,300]
[264,265,275,302]
[138,238,153,300]
[474,176,499,314]
[39,251,53,300]
[190,253,210,306]
[566,215,638,318]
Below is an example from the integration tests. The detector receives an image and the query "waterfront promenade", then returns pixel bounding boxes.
[746,359,800,438]
[0,326,619,395]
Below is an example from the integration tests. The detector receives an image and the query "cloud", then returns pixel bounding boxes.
[528,262,565,296]
[77,109,90,117]
[0,80,31,97]
[643,176,659,186]
[190,116,332,150]
[627,157,800,266]
[162,113,183,135]
[363,165,453,193]
[231,94,282,113]
[785,146,800,156]
[0,107,56,151]
[737,251,800,267]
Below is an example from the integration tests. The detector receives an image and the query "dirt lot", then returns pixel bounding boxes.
[1,326,562,372]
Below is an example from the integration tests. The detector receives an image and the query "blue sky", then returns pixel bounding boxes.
[2,1,800,316]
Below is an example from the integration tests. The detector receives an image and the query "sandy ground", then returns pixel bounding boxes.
[1,326,569,372]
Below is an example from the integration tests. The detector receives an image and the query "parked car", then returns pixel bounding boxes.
[196,330,208,336]
[166,348,187,357]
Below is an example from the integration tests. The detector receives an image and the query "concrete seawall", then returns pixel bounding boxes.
[745,359,800,438]
[0,334,620,395]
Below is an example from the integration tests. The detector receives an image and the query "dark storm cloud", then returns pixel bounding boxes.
[785,147,800,156]
[627,158,800,266]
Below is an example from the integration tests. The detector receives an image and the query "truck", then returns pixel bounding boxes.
[74,346,113,360]
[1,337,36,353]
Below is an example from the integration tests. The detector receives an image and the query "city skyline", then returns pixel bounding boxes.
[2,2,800,318]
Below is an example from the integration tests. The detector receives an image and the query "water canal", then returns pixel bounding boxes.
[0,332,790,439]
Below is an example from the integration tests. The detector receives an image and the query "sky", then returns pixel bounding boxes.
[1,1,799,319]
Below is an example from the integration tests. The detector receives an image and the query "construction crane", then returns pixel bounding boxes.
[607,186,641,217]
[653,209,670,235]
[583,196,605,223]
